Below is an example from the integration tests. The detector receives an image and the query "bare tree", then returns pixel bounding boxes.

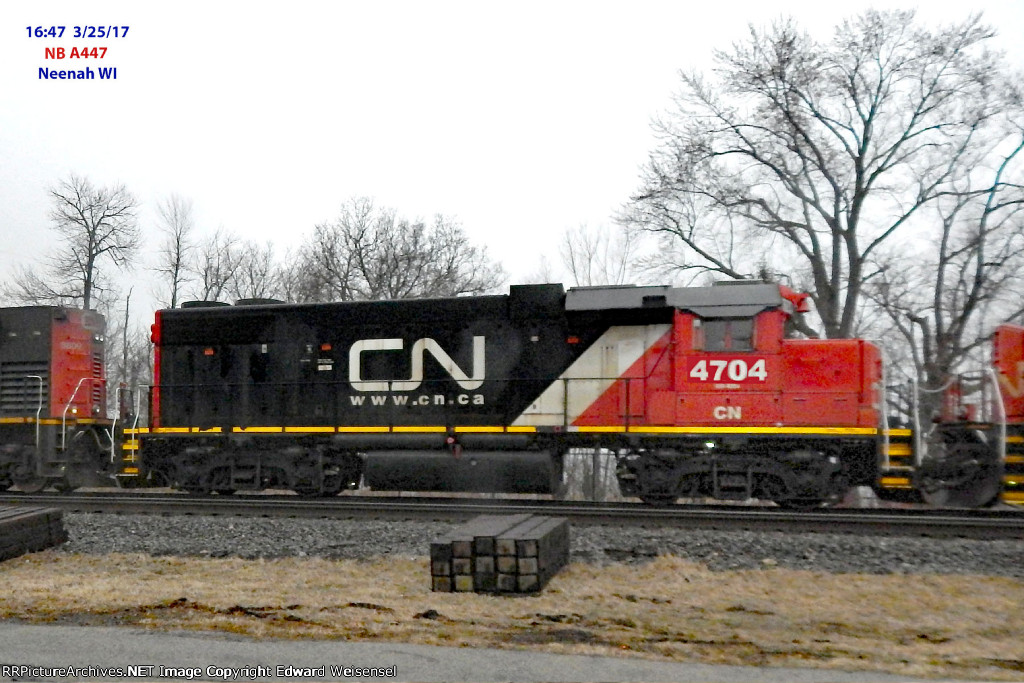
[1,265,107,308]
[3,173,139,310]
[868,122,1024,412]
[519,255,560,285]
[288,197,505,302]
[622,11,1012,338]
[187,228,242,302]
[152,194,196,309]
[106,327,153,420]
[273,247,319,303]
[229,241,280,301]
[560,223,645,287]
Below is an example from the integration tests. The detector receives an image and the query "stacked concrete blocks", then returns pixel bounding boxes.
[431,514,570,593]
[0,506,67,562]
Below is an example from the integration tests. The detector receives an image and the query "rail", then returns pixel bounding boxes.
[1,491,1020,539]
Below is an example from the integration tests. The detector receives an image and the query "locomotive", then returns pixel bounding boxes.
[875,323,1024,508]
[0,306,114,492]
[126,281,885,507]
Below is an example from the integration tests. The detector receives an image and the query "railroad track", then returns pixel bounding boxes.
[0,491,1021,540]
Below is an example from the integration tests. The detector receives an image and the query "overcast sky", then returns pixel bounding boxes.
[2,0,1023,314]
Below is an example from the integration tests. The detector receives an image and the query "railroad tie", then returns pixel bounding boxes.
[430,514,570,594]
[0,506,68,562]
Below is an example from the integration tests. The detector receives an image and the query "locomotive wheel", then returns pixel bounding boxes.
[209,467,236,495]
[146,468,172,488]
[919,470,1002,508]
[54,477,78,494]
[11,447,47,493]
[12,468,47,493]
[115,475,141,489]
[777,473,846,510]
[320,471,345,497]
[918,443,1003,508]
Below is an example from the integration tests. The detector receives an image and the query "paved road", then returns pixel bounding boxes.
[0,623,931,682]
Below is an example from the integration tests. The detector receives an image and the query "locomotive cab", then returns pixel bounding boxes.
[581,281,882,507]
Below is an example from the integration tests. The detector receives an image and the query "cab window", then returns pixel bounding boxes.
[697,318,754,351]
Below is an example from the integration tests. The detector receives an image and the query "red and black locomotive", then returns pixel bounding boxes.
[128,281,882,507]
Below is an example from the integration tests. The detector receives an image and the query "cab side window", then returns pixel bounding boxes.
[696,318,754,351]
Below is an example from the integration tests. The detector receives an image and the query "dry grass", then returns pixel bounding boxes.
[1,552,1022,680]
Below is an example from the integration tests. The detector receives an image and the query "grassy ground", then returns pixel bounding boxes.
[1,552,1022,680]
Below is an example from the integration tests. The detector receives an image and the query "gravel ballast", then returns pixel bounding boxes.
[59,513,1024,577]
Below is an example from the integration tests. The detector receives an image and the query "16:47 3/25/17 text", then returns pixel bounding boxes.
[27,26,129,38]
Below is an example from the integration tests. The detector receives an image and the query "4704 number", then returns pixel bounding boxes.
[689,358,767,382]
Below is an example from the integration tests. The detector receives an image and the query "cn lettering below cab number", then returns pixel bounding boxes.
[712,405,743,420]
[687,357,768,383]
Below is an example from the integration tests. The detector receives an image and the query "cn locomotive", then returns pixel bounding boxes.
[126,281,884,507]
[0,306,114,492]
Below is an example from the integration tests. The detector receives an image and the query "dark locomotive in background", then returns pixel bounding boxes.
[1,282,1021,508]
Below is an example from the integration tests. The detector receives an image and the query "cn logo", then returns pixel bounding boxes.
[998,361,1024,399]
[713,405,742,420]
[349,337,485,392]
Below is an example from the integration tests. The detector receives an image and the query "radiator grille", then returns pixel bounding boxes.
[92,353,104,405]
[0,363,49,415]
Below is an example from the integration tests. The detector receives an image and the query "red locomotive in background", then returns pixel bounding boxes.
[0,306,113,492]
[877,323,1024,508]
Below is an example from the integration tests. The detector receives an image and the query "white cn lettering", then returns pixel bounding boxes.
[349,337,485,392]
[712,405,742,420]
[998,361,1024,399]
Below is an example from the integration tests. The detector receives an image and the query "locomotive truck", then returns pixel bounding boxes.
[0,306,113,492]
[126,281,885,507]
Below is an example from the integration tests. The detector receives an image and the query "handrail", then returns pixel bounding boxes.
[62,377,102,450]
[873,344,890,469]
[27,375,43,451]
[110,384,121,463]
[987,366,1007,466]
[910,374,922,467]
[132,385,147,432]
